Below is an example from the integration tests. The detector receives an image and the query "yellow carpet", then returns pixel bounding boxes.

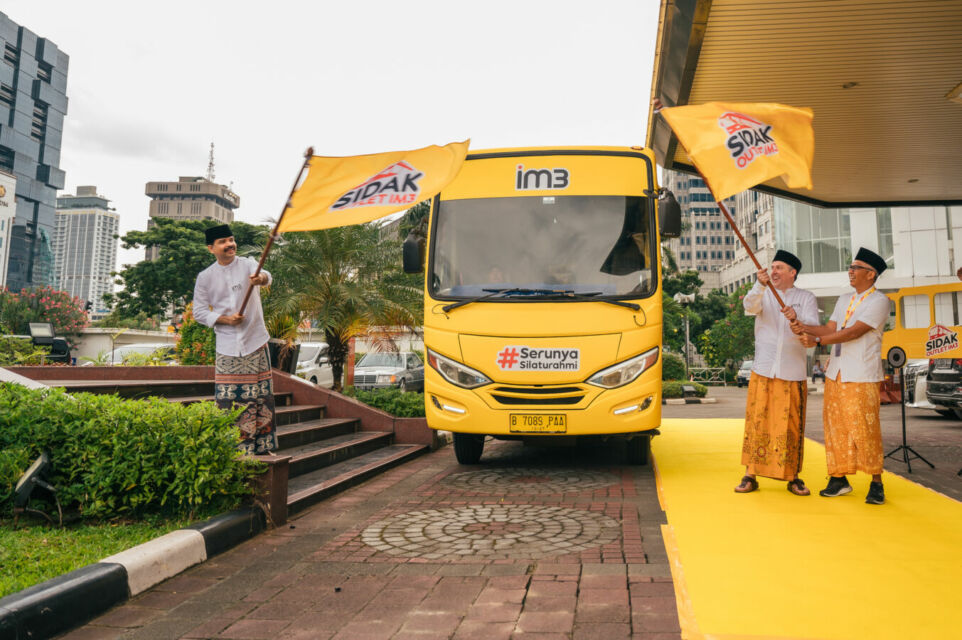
[653,418,962,640]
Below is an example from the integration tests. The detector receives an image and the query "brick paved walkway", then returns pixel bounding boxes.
[61,440,680,640]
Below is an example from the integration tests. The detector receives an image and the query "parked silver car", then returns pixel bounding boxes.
[736,360,753,387]
[353,351,424,393]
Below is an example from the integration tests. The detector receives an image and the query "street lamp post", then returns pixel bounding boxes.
[673,293,696,377]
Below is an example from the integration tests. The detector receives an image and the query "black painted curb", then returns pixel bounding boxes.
[661,397,717,404]
[188,506,267,558]
[0,507,265,640]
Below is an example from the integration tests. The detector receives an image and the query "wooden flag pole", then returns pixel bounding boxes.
[237,147,314,315]
[694,169,787,310]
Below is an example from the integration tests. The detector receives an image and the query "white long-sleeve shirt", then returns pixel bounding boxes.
[192,256,272,357]
[743,281,819,381]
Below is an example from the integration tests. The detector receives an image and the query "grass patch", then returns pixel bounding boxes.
[0,516,192,598]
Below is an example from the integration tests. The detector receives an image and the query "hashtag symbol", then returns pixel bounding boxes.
[497,347,519,369]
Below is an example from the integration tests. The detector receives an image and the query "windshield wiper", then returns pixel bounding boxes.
[442,288,544,312]
[442,288,639,312]
[535,290,640,310]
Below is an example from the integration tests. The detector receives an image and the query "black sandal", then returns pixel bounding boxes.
[787,478,811,496]
[734,476,759,493]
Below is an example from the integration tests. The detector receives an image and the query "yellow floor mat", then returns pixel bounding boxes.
[653,418,962,640]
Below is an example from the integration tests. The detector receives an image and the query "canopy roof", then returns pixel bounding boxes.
[647,0,962,207]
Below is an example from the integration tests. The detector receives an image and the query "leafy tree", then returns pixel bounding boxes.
[93,311,163,331]
[263,223,422,391]
[662,269,702,298]
[399,200,430,239]
[688,288,732,340]
[105,218,268,319]
[697,283,755,373]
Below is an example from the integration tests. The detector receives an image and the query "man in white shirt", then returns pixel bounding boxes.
[192,224,276,454]
[794,247,891,504]
[735,250,819,496]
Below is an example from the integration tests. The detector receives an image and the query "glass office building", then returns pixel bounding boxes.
[0,12,68,292]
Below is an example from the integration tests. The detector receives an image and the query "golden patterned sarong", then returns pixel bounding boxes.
[823,374,883,475]
[741,372,807,480]
[215,344,276,454]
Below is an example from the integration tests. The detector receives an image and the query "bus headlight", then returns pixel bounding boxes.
[587,348,659,389]
[427,349,492,389]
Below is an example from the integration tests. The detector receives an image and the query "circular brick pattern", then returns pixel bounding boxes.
[441,468,620,494]
[360,505,621,560]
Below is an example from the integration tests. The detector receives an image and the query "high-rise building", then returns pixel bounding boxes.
[144,176,239,259]
[0,12,68,292]
[662,169,736,291]
[719,190,776,294]
[54,186,118,320]
[0,169,15,287]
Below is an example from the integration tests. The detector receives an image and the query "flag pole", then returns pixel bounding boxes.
[237,147,314,315]
[694,168,787,310]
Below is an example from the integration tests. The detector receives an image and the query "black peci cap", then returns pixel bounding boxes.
[204,224,233,245]
[773,249,802,273]
[855,247,887,275]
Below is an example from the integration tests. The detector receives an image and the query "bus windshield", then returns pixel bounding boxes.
[430,195,655,299]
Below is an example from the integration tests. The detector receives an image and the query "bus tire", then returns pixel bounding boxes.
[453,433,484,464]
[626,435,650,466]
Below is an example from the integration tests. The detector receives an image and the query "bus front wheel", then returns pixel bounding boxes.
[626,435,650,466]
[453,433,485,464]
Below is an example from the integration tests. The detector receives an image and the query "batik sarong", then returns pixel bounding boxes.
[215,345,277,454]
[741,372,807,480]
[823,374,883,475]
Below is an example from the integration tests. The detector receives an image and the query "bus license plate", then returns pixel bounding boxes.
[509,414,567,433]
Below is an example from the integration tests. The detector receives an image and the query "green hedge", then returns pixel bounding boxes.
[343,386,426,417]
[662,352,687,381]
[0,384,262,519]
[662,380,708,398]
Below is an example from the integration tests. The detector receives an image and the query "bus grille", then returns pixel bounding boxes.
[489,386,586,406]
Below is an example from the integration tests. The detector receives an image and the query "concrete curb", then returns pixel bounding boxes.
[0,507,266,640]
[663,397,718,405]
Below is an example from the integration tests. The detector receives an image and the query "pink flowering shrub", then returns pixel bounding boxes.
[0,286,88,344]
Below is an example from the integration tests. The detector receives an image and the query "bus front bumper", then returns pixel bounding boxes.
[425,376,661,436]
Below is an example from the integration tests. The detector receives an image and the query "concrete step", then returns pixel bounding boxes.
[287,444,427,515]
[275,404,325,427]
[275,417,359,449]
[285,430,394,477]
[174,391,294,406]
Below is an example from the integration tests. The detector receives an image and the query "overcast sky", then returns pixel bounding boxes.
[6,1,660,270]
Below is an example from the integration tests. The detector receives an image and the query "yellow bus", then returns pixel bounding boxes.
[403,147,680,464]
[881,282,962,417]
[881,281,962,362]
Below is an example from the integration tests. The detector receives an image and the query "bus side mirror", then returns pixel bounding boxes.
[403,231,425,274]
[658,190,682,238]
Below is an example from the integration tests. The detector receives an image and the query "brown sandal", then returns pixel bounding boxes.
[734,476,759,493]
[787,478,811,496]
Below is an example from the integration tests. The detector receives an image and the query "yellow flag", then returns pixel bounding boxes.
[660,102,813,202]
[278,140,470,232]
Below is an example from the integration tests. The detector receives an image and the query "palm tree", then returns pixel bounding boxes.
[264,223,422,391]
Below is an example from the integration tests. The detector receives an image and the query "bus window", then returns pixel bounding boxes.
[935,291,962,326]
[431,195,654,299]
[899,295,930,329]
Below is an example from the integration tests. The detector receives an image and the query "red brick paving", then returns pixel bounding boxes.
[72,439,680,639]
